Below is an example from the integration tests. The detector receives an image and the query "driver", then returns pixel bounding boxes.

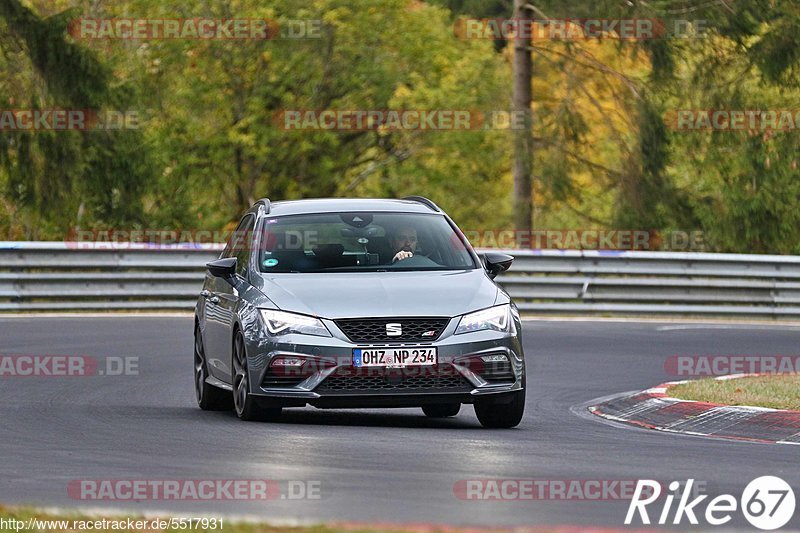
[390,226,418,263]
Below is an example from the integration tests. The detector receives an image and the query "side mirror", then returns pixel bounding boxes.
[207,257,237,278]
[483,251,513,279]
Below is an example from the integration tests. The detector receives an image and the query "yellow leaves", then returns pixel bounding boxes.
[321,7,352,27]
[393,84,413,100]
[513,29,652,228]
[227,129,257,150]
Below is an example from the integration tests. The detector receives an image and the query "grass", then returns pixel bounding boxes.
[0,506,530,533]
[668,374,800,410]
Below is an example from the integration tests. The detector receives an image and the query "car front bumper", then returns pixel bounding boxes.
[242,316,525,408]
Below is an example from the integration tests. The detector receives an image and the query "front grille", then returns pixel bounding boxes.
[315,366,472,394]
[334,317,450,343]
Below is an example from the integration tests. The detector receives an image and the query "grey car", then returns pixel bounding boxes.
[193,196,526,428]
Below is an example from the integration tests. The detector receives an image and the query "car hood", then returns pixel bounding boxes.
[254,269,498,319]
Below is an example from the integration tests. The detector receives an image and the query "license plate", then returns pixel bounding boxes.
[353,347,437,367]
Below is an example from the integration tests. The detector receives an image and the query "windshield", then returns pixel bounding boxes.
[257,212,476,273]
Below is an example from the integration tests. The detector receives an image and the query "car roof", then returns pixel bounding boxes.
[257,198,440,217]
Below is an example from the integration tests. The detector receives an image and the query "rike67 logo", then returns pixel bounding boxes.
[626,476,795,530]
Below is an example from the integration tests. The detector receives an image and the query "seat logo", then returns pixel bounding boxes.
[385,323,402,337]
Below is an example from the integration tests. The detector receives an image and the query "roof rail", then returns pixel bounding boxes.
[402,195,440,212]
[254,198,271,213]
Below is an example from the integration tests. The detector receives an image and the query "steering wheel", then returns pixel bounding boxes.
[389,254,439,268]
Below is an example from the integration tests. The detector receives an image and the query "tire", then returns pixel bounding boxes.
[474,389,525,428]
[422,403,461,418]
[194,324,233,411]
[232,330,282,422]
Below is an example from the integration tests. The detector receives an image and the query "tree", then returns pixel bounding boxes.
[0,0,153,238]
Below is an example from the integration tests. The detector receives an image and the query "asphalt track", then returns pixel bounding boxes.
[1,317,799,529]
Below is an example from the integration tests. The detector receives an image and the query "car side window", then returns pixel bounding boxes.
[235,215,255,278]
[221,215,255,278]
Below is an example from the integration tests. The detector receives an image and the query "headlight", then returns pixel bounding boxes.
[259,309,331,337]
[455,304,511,334]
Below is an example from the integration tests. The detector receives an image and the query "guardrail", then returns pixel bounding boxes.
[2,242,800,317]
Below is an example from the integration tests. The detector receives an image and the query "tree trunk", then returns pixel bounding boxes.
[512,0,533,233]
